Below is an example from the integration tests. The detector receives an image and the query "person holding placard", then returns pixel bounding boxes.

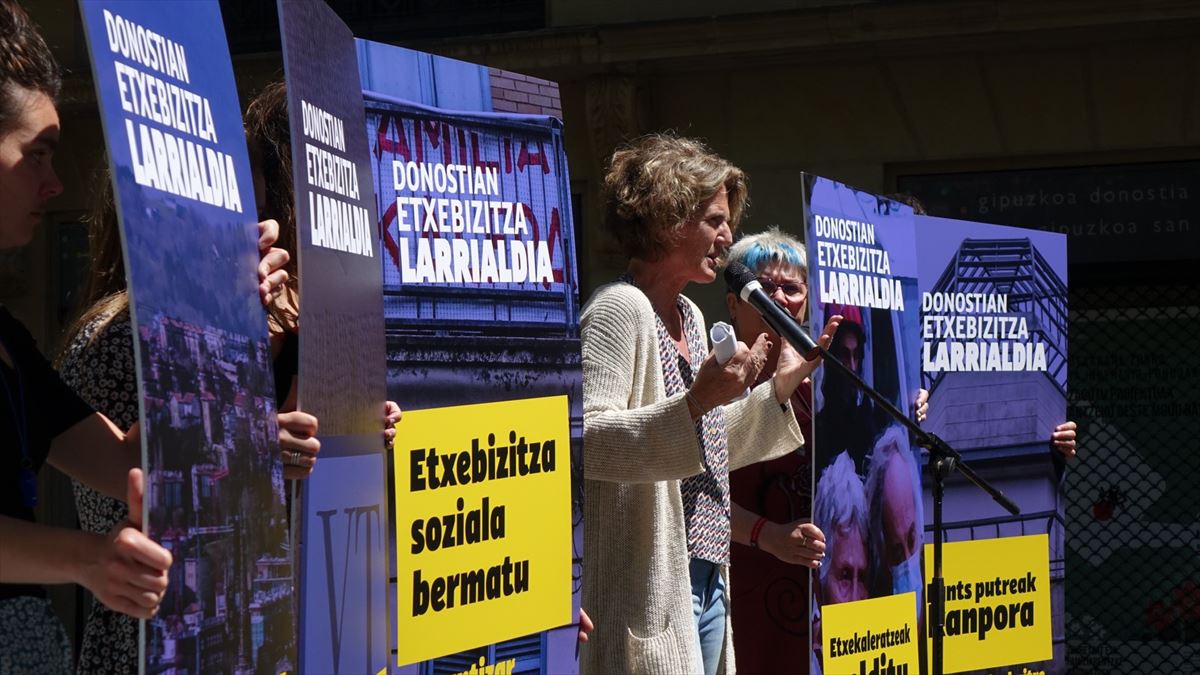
[723,227,934,673]
[55,179,320,674]
[0,2,289,670]
[0,4,169,670]
[242,80,402,452]
[55,80,400,673]
[722,228,828,673]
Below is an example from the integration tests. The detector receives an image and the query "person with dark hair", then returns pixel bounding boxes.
[0,3,288,671]
[723,228,826,673]
[0,2,168,670]
[884,192,929,216]
[580,133,839,675]
[55,80,400,672]
[0,0,61,247]
[241,79,401,451]
[245,80,300,365]
[812,301,895,476]
[56,180,318,674]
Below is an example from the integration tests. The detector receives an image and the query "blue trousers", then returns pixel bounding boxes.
[690,557,727,675]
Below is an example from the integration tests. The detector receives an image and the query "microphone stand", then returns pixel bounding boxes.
[805,337,1020,675]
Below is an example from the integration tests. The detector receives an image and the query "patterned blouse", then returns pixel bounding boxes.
[641,283,732,566]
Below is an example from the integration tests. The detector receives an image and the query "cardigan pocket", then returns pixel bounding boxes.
[624,615,687,675]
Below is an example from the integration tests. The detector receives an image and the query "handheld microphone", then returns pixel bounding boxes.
[723,261,822,360]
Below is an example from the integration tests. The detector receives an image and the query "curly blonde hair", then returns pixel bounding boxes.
[603,133,747,260]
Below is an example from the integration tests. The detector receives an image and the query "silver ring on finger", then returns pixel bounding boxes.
[800,535,808,548]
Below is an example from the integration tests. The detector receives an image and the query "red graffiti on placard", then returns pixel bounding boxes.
[517,140,551,175]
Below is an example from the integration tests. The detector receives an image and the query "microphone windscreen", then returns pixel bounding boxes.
[723,260,756,291]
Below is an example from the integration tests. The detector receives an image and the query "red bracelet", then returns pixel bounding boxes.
[749,516,768,549]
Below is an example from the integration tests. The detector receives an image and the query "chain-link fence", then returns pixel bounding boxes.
[1064,281,1200,674]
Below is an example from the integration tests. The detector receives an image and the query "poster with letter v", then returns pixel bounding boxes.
[277,0,391,674]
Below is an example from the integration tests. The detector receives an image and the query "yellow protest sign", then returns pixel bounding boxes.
[823,592,920,675]
[392,396,572,665]
[924,534,1052,673]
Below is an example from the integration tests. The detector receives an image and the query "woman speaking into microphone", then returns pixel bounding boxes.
[579,133,838,675]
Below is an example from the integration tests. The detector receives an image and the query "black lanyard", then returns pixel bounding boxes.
[0,337,37,509]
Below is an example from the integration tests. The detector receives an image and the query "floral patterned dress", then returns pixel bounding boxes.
[59,311,139,675]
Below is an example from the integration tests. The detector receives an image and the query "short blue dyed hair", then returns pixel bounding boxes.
[724,226,807,289]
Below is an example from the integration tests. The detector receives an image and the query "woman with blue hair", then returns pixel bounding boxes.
[724,227,830,674]
[724,227,928,673]
[724,223,1074,674]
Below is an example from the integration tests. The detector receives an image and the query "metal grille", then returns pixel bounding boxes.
[1064,281,1200,674]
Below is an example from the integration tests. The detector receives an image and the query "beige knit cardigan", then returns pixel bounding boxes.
[580,282,803,675]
